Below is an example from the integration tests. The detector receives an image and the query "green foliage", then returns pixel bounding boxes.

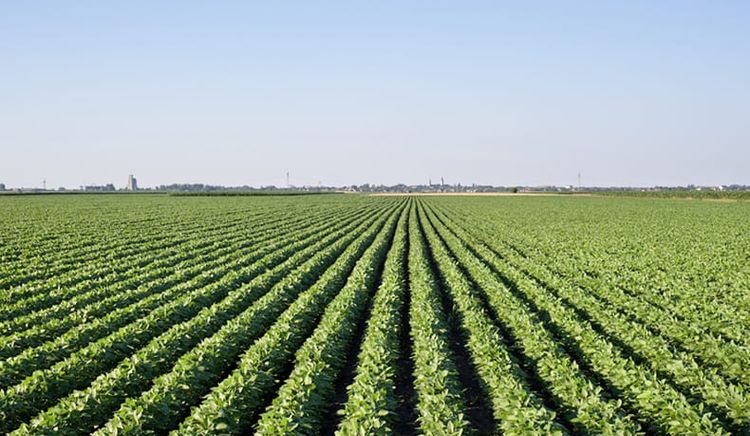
[402,205,471,435]
[601,189,750,201]
[0,194,747,434]
[335,205,409,435]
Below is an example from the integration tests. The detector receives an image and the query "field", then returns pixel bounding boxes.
[0,194,749,435]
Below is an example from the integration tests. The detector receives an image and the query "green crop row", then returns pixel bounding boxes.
[403,204,470,434]
[15,204,397,435]
[176,203,404,434]
[95,203,400,435]
[0,205,349,358]
[417,203,565,434]
[0,194,746,434]
[0,207,261,304]
[420,202,640,434]
[424,202,726,434]
[429,200,750,432]
[251,205,404,434]
[0,203,386,432]
[0,205,368,389]
[431,204,750,429]
[335,202,410,434]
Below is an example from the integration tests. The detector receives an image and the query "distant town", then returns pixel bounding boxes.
[0,174,747,195]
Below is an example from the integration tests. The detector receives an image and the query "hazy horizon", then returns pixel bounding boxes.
[2,1,749,189]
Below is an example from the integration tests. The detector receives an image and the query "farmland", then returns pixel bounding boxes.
[0,194,749,435]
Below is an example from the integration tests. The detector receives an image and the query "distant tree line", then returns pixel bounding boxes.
[1,182,747,197]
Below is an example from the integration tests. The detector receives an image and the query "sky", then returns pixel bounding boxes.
[1,1,748,188]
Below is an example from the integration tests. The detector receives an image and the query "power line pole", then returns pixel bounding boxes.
[577,172,581,190]
[42,178,46,190]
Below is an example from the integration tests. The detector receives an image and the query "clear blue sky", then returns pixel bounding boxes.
[2,1,748,188]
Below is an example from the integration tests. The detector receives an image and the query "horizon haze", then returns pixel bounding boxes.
[2,1,749,189]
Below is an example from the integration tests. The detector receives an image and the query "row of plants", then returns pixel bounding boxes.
[0,204,386,433]
[0,205,264,303]
[441,202,750,387]
[173,204,404,434]
[0,203,363,347]
[14,203,400,434]
[400,205,470,434]
[548,249,750,385]
[0,210,268,319]
[425,202,725,434]
[504,220,750,367]
[432,204,750,430]
[0,205,370,389]
[0,196,318,292]
[334,203,410,434]
[0,203,338,323]
[417,204,565,434]
[444,198,750,351]
[0,208,201,291]
[243,206,405,434]
[419,204,640,434]
[0,220,273,351]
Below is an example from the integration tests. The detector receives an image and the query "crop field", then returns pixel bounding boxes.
[0,194,748,435]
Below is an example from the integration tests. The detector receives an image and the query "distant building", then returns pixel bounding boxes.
[0,183,5,191]
[84,184,116,192]
[127,174,138,191]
